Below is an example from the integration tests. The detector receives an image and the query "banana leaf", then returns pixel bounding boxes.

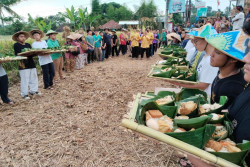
[185,71,198,82]
[208,113,226,124]
[174,115,212,131]
[140,91,176,106]
[139,102,177,125]
[161,50,173,55]
[199,96,228,115]
[176,95,202,118]
[212,121,233,141]
[152,69,176,78]
[166,124,216,149]
[209,141,250,166]
[176,88,208,101]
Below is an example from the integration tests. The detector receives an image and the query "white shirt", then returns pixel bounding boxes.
[0,65,6,77]
[196,55,219,96]
[232,12,245,30]
[184,40,196,61]
[32,40,53,66]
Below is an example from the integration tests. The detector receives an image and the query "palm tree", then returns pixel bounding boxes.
[0,0,22,26]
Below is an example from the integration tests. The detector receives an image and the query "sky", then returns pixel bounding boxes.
[6,0,235,21]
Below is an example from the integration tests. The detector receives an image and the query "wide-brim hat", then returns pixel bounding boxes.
[205,30,249,62]
[170,33,181,42]
[111,29,116,32]
[12,31,30,41]
[29,29,44,39]
[73,33,83,40]
[66,34,76,40]
[167,34,173,40]
[46,30,58,36]
[188,23,217,39]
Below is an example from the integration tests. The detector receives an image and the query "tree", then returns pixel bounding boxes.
[59,6,78,30]
[135,0,157,19]
[28,14,53,32]
[0,0,22,26]
[172,13,183,25]
[91,0,101,15]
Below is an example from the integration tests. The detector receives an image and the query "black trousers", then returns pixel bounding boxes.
[132,46,139,58]
[119,45,127,55]
[0,75,10,103]
[138,43,142,56]
[41,63,55,89]
[141,48,150,58]
[153,43,157,53]
[105,44,111,58]
[112,45,118,56]
[88,49,95,63]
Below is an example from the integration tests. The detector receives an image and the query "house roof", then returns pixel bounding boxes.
[99,20,121,29]
[119,20,139,25]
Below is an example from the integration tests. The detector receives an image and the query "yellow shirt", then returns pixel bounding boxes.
[148,32,154,44]
[131,32,140,47]
[141,35,150,48]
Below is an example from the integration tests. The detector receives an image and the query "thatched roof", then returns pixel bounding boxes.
[99,20,121,30]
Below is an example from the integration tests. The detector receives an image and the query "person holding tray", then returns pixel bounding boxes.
[64,35,79,72]
[0,64,14,104]
[166,24,219,96]
[13,31,40,100]
[30,29,55,90]
[46,30,65,82]
[205,30,248,109]
[226,22,250,166]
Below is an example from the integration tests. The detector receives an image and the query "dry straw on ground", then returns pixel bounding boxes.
[0,54,181,167]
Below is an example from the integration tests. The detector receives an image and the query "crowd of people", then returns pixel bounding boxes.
[0,8,249,165]
[163,19,250,166]
[0,26,171,103]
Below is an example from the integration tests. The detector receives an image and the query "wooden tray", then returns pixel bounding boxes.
[147,68,199,85]
[42,49,68,54]
[0,56,27,63]
[18,49,51,56]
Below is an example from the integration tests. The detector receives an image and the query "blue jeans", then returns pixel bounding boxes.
[102,49,106,61]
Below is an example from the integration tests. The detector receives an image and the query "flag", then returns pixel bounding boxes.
[217,0,220,6]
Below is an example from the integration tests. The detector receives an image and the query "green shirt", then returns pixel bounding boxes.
[162,32,167,41]
[93,35,102,48]
[47,38,62,60]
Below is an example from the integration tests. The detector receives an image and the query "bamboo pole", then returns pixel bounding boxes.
[121,119,239,167]
[129,93,141,120]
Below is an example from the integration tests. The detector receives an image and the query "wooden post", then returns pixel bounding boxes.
[164,0,169,29]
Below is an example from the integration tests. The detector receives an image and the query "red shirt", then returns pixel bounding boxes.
[119,33,127,45]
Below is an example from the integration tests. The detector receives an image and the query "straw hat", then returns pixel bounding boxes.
[12,31,30,42]
[46,30,58,36]
[188,23,217,39]
[167,34,173,40]
[66,34,76,40]
[170,33,181,42]
[29,29,44,39]
[205,30,250,62]
[73,33,83,40]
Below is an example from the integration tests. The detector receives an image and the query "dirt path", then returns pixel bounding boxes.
[0,55,179,167]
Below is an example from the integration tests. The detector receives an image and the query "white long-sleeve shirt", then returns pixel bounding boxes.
[232,12,245,31]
